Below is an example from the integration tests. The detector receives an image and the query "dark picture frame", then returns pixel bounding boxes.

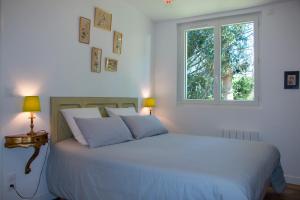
[284,71,299,89]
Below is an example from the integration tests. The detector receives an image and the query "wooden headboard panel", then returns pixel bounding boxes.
[50,97,138,143]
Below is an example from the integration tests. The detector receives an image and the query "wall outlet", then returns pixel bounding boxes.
[7,173,16,191]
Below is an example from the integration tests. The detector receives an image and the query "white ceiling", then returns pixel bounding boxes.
[123,0,285,21]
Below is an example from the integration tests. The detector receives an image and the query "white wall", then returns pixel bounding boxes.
[0,0,153,199]
[153,0,300,184]
[0,0,4,199]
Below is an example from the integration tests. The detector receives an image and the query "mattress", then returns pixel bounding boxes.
[47,133,286,200]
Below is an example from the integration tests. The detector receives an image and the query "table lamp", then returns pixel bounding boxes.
[23,96,41,136]
[143,98,156,115]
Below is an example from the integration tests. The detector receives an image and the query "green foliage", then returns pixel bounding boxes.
[186,22,254,100]
[221,23,253,77]
[186,28,214,99]
[232,77,254,100]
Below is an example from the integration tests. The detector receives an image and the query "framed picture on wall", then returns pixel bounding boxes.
[113,31,123,54]
[94,7,112,31]
[91,47,102,73]
[284,71,299,89]
[79,17,91,44]
[105,58,118,72]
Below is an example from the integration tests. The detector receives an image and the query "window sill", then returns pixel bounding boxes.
[177,98,260,107]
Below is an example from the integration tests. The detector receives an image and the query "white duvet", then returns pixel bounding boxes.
[47,133,285,200]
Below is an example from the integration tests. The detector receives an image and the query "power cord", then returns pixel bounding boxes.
[9,131,50,199]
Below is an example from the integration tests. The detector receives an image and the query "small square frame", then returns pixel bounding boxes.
[284,71,299,89]
[105,58,118,72]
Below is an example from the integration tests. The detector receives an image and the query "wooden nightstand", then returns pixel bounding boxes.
[5,131,48,174]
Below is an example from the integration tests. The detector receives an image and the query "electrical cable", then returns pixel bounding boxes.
[10,131,50,199]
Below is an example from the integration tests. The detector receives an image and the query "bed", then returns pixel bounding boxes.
[47,97,286,200]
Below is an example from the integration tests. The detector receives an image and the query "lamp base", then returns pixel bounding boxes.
[27,112,37,136]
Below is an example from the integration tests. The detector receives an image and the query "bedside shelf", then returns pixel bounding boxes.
[5,131,48,174]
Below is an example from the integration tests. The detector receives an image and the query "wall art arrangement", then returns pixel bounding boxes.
[79,17,91,44]
[91,47,102,73]
[79,6,123,73]
[105,58,118,72]
[284,71,299,89]
[113,31,123,54]
[94,7,112,31]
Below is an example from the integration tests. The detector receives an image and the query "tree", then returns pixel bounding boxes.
[186,23,254,100]
[186,28,214,99]
[232,76,254,100]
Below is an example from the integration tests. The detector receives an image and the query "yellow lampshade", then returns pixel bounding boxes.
[23,96,41,112]
[143,98,156,108]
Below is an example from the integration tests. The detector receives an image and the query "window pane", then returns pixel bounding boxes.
[221,22,255,101]
[185,28,214,100]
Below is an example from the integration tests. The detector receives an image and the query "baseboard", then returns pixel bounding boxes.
[285,175,300,185]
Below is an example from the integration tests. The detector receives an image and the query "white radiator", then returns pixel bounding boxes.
[221,129,260,141]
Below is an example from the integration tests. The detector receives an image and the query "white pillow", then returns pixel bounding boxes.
[74,117,133,148]
[105,107,139,117]
[60,108,102,145]
[121,115,168,139]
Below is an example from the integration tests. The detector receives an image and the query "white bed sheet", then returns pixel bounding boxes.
[47,133,285,200]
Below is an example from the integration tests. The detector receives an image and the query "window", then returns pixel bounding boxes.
[178,14,259,105]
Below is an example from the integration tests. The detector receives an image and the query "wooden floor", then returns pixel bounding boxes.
[264,184,300,200]
[55,184,300,200]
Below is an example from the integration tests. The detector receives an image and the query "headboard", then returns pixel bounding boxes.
[50,97,138,143]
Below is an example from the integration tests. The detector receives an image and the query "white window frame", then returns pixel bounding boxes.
[177,13,260,106]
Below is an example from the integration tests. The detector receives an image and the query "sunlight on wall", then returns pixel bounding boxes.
[10,113,28,127]
[15,80,42,96]
[141,88,151,98]
[6,109,43,135]
[4,81,44,135]
[140,87,152,115]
